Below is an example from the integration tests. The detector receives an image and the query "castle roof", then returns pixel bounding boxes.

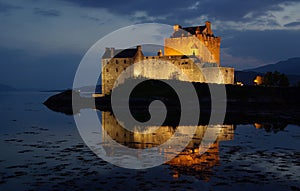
[172,25,212,38]
[102,48,138,59]
[171,22,215,38]
[182,26,206,35]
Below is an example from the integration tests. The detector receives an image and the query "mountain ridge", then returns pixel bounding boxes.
[244,57,300,75]
[235,57,300,85]
[0,83,16,91]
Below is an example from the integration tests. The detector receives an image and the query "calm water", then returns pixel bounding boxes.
[0,92,299,191]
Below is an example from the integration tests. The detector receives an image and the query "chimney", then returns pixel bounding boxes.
[134,45,144,62]
[137,45,142,52]
[110,47,115,58]
[205,21,212,35]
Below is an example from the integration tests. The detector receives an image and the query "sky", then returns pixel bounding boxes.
[0,0,299,90]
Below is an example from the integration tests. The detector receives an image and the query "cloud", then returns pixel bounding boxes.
[0,1,21,13]
[0,0,137,89]
[220,29,300,63]
[284,21,300,27]
[0,0,135,56]
[61,0,300,25]
[81,15,101,22]
[131,11,169,23]
[57,0,300,34]
[187,1,200,10]
[184,2,300,31]
[33,8,61,17]
[198,0,295,21]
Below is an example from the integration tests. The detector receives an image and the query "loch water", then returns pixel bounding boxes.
[0,92,299,191]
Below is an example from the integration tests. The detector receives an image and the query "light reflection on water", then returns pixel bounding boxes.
[100,111,234,173]
[0,92,299,191]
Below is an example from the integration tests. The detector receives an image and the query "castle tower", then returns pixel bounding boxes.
[164,21,221,65]
[102,46,141,94]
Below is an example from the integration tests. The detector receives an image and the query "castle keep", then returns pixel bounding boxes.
[165,21,221,65]
[102,21,234,94]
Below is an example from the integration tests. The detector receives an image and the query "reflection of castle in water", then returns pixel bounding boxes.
[102,112,235,180]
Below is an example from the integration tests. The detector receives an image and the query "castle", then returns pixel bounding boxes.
[102,21,234,94]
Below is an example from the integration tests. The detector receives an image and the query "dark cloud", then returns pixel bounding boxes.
[0,1,21,13]
[220,29,300,62]
[33,7,61,17]
[284,21,300,27]
[60,0,298,24]
[82,15,101,22]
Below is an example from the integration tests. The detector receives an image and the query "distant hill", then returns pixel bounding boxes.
[0,83,16,91]
[238,57,300,86]
[245,57,300,75]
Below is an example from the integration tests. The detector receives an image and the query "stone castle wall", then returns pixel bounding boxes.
[102,56,234,94]
[132,57,201,81]
[102,57,133,94]
[201,67,235,84]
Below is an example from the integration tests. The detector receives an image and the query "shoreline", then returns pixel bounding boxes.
[43,82,300,126]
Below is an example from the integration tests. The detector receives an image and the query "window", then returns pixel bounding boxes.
[106,68,109,72]
[116,68,118,72]
[124,60,126,64]
[116,60,119,64]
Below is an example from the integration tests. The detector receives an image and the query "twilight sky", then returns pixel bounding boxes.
[0,0,299,89]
